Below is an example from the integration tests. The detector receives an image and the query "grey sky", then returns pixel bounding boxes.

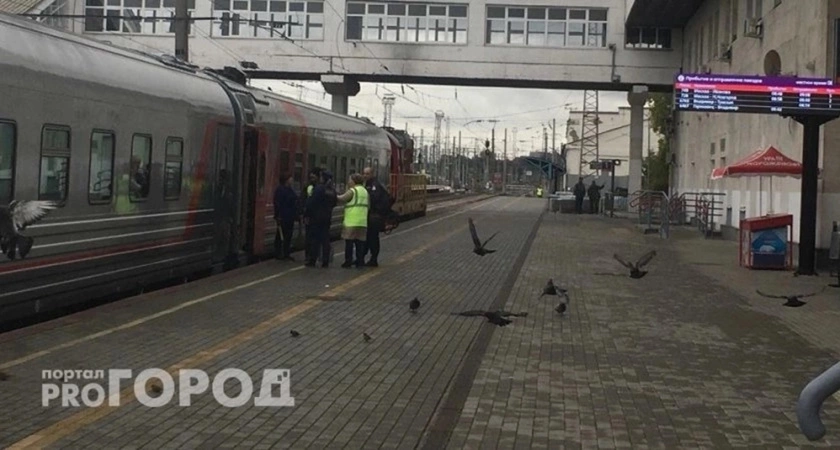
[251,79,631,158]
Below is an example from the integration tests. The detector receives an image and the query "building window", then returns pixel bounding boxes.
[485,6,606,47]
[39,126,70,203]
[164,138,183,199]
[212,0,323,39]
[84,0,196,34]
[625,27,671,49]
[89,131,115,204]
[0,121,15,205]
[720,138,726,154]
[346,1,468,44]
[710,142,715,155]
[130,134,152,201]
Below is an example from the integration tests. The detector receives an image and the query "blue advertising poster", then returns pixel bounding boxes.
[751,227,787,254]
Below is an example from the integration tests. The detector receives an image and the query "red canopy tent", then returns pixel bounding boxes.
[710,146,803,215]
[711,146,803,179]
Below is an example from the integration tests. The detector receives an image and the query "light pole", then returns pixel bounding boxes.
[465,119,500,187]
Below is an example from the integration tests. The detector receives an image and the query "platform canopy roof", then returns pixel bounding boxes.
[710,146,802,180]
[523,156,565,177]
[624,0,705,28]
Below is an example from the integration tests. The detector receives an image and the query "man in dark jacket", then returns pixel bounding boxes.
[303,168,335,267]
[273,172,298,260]
[362,167,393,267]
[573,179,586,214]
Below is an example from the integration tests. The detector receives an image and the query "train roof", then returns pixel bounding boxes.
[0,12,234,113]
[0,12,391,145]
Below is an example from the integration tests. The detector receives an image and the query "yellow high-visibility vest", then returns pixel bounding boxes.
[343,185,369,228]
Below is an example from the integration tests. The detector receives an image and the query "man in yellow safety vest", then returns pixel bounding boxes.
[337,173,369,268]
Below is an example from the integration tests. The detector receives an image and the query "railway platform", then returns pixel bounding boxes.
[2,198,840,448]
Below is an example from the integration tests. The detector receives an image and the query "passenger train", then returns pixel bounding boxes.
[0,12,426,325]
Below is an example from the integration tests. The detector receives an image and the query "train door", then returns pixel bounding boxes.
[250,129,269,256]
[242,127,259,258]
[211,123,238,264]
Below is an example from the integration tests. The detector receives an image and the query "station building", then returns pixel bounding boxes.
[647,0,840,254]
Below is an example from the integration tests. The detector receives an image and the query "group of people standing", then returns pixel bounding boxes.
[572,178,605,214]
[272,166,394,269]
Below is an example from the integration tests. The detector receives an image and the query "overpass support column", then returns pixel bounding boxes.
[627,85,649,213]
[321,74,360,115]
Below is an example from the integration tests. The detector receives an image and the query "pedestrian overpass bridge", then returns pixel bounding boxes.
[47,0,698,207]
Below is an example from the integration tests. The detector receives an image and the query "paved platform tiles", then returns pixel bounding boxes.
[0,195,537,449]
[442,213,840,449]
[3,200,839,449]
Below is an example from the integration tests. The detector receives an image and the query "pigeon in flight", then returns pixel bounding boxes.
[409,297,420,312]
[0,200,57,260]
[290,330,301,337]
[468,217,498,256]
[756,287,824,307]
[363,332,372,342]
[613,250,656,279]
[540,278,569,302]
[483,311,512,327]
[555,303,567,315]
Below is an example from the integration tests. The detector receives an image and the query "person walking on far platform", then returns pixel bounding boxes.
[337,173,369,268]
[573,179,586,214]
[588,180,604,214]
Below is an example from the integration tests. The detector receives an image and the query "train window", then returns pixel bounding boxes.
[88,130,115,204]
[308,152,316,173]
[339,156,347,189]
[374,158,379,177]
[349,157,356,174]
[39,125,70,203]
[293,151,303,187]
[279,150,289,175]
[319,155,327,169]
[330,155,337,178]
[0,121,15,205]
[129,134,152,201]
[164,138,183,200]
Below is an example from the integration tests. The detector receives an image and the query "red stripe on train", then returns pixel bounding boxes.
[0,237,194,275]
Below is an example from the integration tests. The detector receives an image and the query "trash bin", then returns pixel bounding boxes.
[550,197,560,212]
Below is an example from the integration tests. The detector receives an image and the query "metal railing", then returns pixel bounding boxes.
[630,190,671,238]
[672,191,726,238]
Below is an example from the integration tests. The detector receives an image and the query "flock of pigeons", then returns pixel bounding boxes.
[400,219,659,330]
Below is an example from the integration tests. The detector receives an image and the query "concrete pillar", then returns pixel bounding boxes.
[331,95,349,115]
[627,85,649,213]
[320,74,360,115]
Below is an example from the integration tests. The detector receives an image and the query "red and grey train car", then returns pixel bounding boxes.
[0,13,425,324]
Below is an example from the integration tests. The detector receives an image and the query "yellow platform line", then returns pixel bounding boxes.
[6,214,485,449]
[0,197,500,371]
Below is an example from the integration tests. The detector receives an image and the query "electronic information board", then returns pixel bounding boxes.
[673,73,840,115]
